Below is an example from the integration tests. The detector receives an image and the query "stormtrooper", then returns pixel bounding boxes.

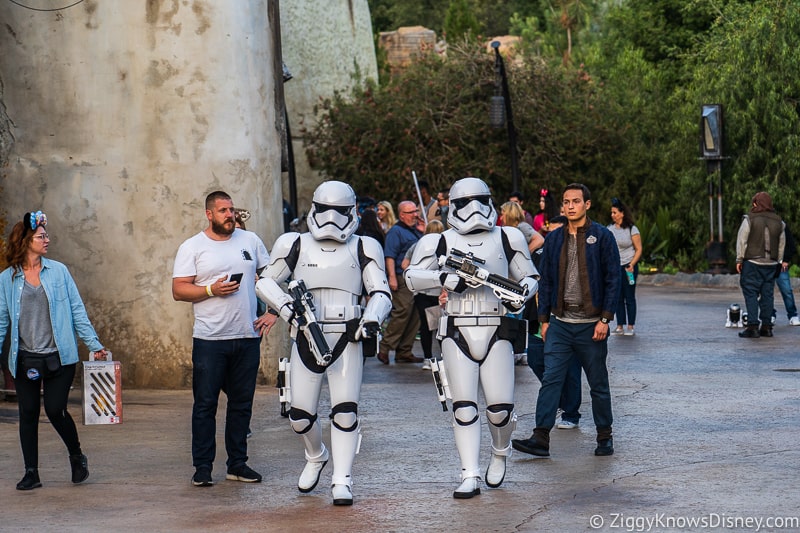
[256,181,391,506]
[404,177,538,499]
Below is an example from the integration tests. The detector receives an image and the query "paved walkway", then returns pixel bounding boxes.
[1,285,799,532]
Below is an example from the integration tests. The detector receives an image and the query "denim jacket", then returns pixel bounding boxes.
[0,257,103,377]
[537,218,620,323]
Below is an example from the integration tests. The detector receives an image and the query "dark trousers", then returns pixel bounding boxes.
[527,334,582,423]
[380,277,420,358]
[413,293,440,359]
[14,359,81,469]
[192,337,260,470]
[535,319,612,430]
[615,263,638,326]
[740,261,777,326]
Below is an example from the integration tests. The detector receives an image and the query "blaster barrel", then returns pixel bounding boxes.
[288,279,333,366]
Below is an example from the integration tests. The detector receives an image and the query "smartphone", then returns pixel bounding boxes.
[228,273,244,284]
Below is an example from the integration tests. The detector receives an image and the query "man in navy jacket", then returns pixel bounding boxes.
[513,183,620,457]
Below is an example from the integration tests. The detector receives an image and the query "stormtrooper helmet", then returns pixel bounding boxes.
[447,177,496,234]
[307,181,359,242]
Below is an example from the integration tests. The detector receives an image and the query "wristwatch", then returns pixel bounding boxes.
[600,317,609,324]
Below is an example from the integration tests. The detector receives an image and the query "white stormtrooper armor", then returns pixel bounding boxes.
[404,177,538,499]
[256,181,392,506]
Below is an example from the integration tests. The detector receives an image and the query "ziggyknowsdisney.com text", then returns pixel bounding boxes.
[590,512,800,532]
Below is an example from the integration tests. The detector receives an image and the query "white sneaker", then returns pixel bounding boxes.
[790,316,800,326]
[453,476,481,499]
[485,455,506,488]
[332,484,353,506]
[422,359,432,370]
[557,419,579,429]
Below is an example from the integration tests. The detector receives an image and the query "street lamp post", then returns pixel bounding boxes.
[490,41,520,193]
[700,104,727,273]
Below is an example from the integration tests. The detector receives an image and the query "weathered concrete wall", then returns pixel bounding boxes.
[280,0,378,217]
[0,0,284,387]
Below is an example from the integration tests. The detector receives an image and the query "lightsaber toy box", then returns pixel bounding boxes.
[82,360,122,425]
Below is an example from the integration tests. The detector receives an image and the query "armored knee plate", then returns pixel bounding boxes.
[452,400,479,426]
[289,407,318,435]
[330,402,358,432]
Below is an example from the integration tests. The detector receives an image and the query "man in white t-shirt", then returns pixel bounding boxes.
[172,191,276,487]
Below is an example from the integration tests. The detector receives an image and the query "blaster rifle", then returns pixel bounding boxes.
[276,357,291,417]
[441,248,528,307]
[288,279,333,366]
[428,357,451,411]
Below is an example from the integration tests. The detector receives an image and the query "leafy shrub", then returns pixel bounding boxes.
[304,39,621,206]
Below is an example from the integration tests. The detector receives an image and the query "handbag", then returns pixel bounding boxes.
[424,305,442,332]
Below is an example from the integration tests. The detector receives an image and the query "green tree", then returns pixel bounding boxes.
[444,0,482,41]
[673,0,800,247]
[368,0,540,37]
[304,40,618,206]
[368,0,449,34]
[510,0,602,66]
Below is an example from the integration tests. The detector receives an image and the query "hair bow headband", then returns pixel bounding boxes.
[540,188,549,197]
[234,208,251,222]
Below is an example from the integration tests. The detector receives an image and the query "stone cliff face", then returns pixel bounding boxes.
[0,0,377,387]
[0,79,12,177]
[0,0,283,387]
[279,0,378,218]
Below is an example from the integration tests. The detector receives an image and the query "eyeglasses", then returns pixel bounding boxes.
[33,233,50,241]
[401,209,419,215]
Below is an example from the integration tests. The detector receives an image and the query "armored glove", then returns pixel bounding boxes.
[358,320,381,339]
[440,272,468,293]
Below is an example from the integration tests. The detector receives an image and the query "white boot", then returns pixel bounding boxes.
[331,483,353,506]
[298,445,329,493]
[485,454,506,488]
[453,476,481,499]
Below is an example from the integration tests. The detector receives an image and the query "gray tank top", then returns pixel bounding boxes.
[19,281,58,354]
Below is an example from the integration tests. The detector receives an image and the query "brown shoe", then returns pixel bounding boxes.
[377,352,389,365]
[395,354,423,363]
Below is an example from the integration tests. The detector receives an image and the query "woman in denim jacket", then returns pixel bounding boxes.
[0,211,108,490]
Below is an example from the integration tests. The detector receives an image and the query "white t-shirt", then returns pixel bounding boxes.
[173,229,270,340]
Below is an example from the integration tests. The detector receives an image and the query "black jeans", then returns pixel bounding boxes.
[14,355,81,469]
[191,337,260,470]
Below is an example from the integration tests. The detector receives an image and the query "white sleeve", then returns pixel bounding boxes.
[172,235,199,278]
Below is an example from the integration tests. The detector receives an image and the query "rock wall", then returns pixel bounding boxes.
[279,0,378,218]
[0,0,284,387]
[378,26,438,68]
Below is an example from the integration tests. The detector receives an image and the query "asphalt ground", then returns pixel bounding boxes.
[1,284,799,532]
